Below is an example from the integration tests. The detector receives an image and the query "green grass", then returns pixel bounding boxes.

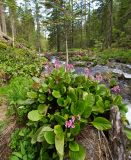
[97,49,131,64]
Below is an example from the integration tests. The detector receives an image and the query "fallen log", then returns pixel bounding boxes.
[0,31,13,42]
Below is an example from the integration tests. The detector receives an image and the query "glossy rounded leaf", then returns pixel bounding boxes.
[27,91,37,99]
[92,117,112,130]
[69,144,86,160]
[54,125,63,136]
[54,114,65,125]
[38,104,48,115]
[52,90,61,98]
[55,134,64,159]
[69,141,79,152]
[28,110,42,121]
[57,98,65,106]
[44,131,55,144]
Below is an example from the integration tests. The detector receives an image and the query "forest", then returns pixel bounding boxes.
[0,0,131,160]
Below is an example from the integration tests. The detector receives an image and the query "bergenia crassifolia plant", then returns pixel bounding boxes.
[10,61,127,160]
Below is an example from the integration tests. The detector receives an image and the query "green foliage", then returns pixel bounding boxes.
[97,49,131,64]
[0,42,8,50]
[69,145,86,160]
[9,65,127,159]
[0,77,33,104]
[0,47,46,81]
[91,117,111,130]
[124,128,131,140]
[9,128,36,160]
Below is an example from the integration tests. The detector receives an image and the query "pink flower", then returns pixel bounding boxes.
[111,85,121,93]
[65,119,75,128]
[66,64,74,71]
[44,62,52,73]
[54,60,61,69]
[95,74,103,82]
[72,116,75,122]
[84,68,91,77]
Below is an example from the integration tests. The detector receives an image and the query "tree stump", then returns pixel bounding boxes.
[77,125,112,160]
[109,106,126,160]
[77,106,126,160]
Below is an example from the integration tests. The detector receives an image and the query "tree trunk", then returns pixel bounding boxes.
[80,0,83,48]
[88,0,91,47]
[10,12,15,47]
[71,0,74,48]
[56,25,60,52]
[84,0,88,48]
[35,0,41,53]
[108,0,113,48]
[0,1,7,34]
[103,0,113,49]
[65,31,69,65]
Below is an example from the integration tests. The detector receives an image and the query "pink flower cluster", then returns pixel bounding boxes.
[84,68,103,82]
[111,85,121,93]
[65,115,80,128]
[44,62,53,73]
[65,119,75,128]
[66,64,74,71]
[95,74,103,82]
[54,60,61,69]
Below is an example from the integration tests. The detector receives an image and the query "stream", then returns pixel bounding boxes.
[50,56,131,127]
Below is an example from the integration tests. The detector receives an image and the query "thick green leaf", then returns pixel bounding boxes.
[57,98,65,106]
[54,114,65,125]
[55,134,64,159]
[70,124,80,136]
[31,126,53,144]
[12,152,22,159]
[82,93,94,118]
[113,95,122,105]
[28,110,42,121]
[38,104,48,115]
[52,90,61,98]
[69,144,86,160]
[41,83,48,92]
[44,131,55,144]
[69,141,79,152]
[20,142,26,155]
[38,94,46,103]
[54,125,64,158]
[93,96,104,113]
[27,91,37,99]
[54,125,63,137]
[124,128,131,140]
[68,87,77,102]
[71,100,85,115]
[96,84,108,96]
[104,100,110,110]
[119,104,128,113]
[10,156,20,160]
[92,117,112,130]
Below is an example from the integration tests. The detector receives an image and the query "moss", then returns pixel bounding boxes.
[0,42,8,50]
